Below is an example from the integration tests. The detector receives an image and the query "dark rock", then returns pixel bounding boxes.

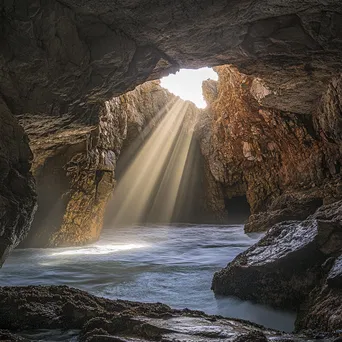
[0,330,26,341]
[0,98,37,265]
[327,256,342,288]
[213,198,342,331]
[212,220,326,309]
[310,200,342,222]
[296,283,342,333]
[245,195,323,232]
[233,331,268,342]
[2,0,342,122]
[0,285,317,342]
[85,337,128,342]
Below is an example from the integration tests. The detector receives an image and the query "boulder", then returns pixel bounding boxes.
[212,220,325,309]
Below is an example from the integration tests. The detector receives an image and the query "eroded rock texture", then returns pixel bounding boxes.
[1,0,342,257]
[212,200,342,332]
[0,98,36,265]
[197,65,342,226]
[0,285,337,341]
[2,0,342,119]
[21,81,182,247]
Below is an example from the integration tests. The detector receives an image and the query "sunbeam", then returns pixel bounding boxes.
[107,98,197,226]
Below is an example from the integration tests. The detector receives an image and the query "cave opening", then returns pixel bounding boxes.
[160,67,218,108]
[224,195,251,224]
[105,67,219,227]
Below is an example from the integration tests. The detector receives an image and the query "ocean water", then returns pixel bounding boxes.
[0,224,296,332]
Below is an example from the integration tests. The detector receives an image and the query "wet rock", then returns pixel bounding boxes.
[0,285,327,342]
[233,331,268,342]
[310,200,342,222]
[0,330,26,341]
[327,256,342,288]
[212,220,325,309]
[213,198,342,332]
[296,283,342,332]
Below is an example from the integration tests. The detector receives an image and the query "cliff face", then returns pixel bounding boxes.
[198,65,342,227]
[1,0,342,259]
[21,81,182,247]
[0,98,36,265]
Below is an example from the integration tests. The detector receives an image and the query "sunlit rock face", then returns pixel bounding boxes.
[20,81,184,247]
[198,65,342,226]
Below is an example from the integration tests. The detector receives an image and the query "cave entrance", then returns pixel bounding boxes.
[160,67,218,108]
[105,67,218,227]
[224,195,251,224]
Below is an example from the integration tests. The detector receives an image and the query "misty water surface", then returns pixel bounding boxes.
[0,224,296,332]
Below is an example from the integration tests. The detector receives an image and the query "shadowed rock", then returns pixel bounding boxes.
[327,256,342,288]
[0,99,37,266]
[212,200,342,331]
[245,195,324,232]
[0,285,337,341]
[212,220,325,309]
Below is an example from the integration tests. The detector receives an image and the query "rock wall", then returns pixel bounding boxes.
[197,65,342,227]
[0,98,36,265]
[21,81,184,247]
[207,67,342,332]
[1,0,342,260]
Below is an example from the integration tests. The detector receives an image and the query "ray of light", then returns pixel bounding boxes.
[108,98,196,227]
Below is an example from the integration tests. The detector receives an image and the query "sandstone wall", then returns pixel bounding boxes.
[198,65,342,227]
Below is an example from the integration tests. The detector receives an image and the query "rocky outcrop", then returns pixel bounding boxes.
[197,65,342,224]
[21,81,184,247]
[0,98,36,265]
[0,285,338,341]
[212,200,342,332]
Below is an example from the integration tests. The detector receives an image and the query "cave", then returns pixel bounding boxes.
[224,195,251,224]
[1,1,342,341]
